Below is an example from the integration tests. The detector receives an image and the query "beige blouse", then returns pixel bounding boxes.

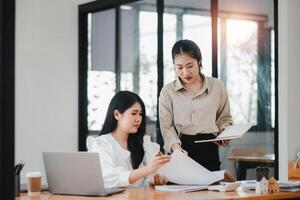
[159,75,233,153]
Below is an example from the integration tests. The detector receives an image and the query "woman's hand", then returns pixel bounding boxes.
[151,174,168,185]
[171,143,188,155]
[213,140,230,147]
[146,154,171,174]
[223,170,236,182]
[129,154,170,185]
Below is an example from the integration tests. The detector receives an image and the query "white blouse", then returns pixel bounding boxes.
[86,134,160,188]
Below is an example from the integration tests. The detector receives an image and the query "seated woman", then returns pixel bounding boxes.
[87,91,170,188]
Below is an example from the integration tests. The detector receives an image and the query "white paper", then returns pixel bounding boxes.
[208,181,242,192]
[155,185,207,192]
[157,149,223,185]
[212,170,225,180]
[278,181,300,187]
[195,124,252,143]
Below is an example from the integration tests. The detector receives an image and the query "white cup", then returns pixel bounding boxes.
[26,172,41,197]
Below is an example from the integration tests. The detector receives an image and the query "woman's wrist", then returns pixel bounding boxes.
[171,143,188,155]
[171,143,181,152]
[145,164,155,175]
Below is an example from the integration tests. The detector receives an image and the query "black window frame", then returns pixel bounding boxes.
[0,0,15,199]
[78,0,278,178]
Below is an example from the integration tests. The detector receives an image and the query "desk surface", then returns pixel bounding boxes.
[228,154,275,163]
[16,187,300,200]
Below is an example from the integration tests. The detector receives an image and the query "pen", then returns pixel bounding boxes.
[17,163,25,175]
[14,164,20,174]
[14,162,25,175]
[14,163,21,175]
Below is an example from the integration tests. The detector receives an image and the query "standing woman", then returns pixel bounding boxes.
[87,91,170,188]
[159,39,233,171]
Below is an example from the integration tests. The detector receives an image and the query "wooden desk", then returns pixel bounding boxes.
[228,154,275,180]
[16,187,300,200]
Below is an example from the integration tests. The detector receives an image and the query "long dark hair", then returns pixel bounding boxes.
[172,39,203,69]
[100,91,146,169]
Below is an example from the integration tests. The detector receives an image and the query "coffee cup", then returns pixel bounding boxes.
[26,172,41,197]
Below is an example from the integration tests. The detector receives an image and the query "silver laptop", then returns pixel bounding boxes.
[42,152,124,196]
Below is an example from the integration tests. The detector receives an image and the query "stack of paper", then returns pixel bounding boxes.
[240,180,256,190]
[278,181,300,192]
[155,185,207,192]
[241,180,300,192]
[157,149,224,185]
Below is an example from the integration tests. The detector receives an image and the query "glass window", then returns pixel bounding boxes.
[224,19,258,125]
[139,10,158,121]
[120,1,158,140]
[87,9,116,131]
[218,0,275,180]
[163,0,212,85]
[163,13,177,85]
[81,1,276,178]
[183,14,212,76]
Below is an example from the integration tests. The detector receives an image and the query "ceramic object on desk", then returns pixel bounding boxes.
[268,176,280,193]
[256,177,268,194]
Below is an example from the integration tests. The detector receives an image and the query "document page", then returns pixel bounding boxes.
[195,124,252,143]
[157,149,223,185]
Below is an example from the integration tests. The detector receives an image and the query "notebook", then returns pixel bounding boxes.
[42,152,124,196]
[194,124,252,143]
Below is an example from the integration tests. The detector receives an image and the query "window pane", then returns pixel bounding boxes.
[183,14,212,76]
[139,10,158,121]
[218,0,275,180]
[226,19,258,125]
[120,1,157,140]
[163,0,212,85]
[88,9,116,131]
[163,13,177,85]
[120,5,136,91]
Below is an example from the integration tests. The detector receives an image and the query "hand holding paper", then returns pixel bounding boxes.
[157,149,224,185]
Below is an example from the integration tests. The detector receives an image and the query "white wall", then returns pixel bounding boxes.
[286,0,300,161]
[15,0,92,184]
[278,0,300,181]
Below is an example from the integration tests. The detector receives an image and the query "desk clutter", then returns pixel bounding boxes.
[255,176,279,194]
[155,181,242,193]
[14,161,25,197]
[241,178,300,192]
[14,160,42,198]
